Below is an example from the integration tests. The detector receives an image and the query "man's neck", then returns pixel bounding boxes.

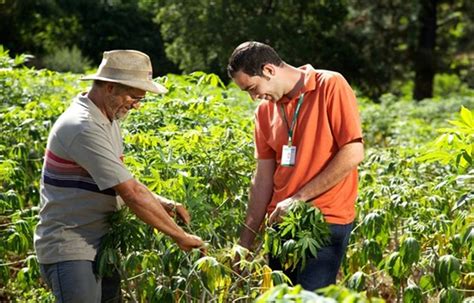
[86,88,111,121]
[283,65,307,100]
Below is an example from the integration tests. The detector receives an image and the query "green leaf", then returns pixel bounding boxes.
[400,237,420,265]
[439,287,463,303]
[347,271,366,292]
[308,238,318,258]
[281,224,293,237]
[419,275,435,291]
[459,106,474,128]
[434,255,461,288]
[403,285,423,303]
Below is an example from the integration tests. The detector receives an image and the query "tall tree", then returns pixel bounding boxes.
[348,0,473,100]
[0,0,177,76]
[152,0,359,86]
[1,0,471,97]
[153,0,474,99]
[0,0,78,60]
[60,0,178,75]
[413,0,438,100]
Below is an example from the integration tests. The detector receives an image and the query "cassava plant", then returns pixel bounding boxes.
[264,201,330,272]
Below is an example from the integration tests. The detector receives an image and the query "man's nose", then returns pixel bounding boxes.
[132,101,141,109]
[250,92,259,101]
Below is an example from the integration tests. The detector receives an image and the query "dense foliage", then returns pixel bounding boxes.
[1,0,473,99]
[0,48,473,302]
[0,0,177,74]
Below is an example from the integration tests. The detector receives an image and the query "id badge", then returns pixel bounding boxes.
[281,145,296,167]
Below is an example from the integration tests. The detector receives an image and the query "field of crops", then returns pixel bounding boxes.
[0,47,473,302]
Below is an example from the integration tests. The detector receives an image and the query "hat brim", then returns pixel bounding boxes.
[81,75,168,94]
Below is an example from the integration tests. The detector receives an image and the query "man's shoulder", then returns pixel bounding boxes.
[299,64,343,81]
[314,69,343,82]
[53,103,91,135]
[49,97,108,150]
[312,69,352,92]
[254,99,275,116]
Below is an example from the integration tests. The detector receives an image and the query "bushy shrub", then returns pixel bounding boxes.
[434,73,474,98]
[41,45,92,73]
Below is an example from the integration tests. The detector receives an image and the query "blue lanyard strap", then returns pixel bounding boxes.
[280,93,305,146]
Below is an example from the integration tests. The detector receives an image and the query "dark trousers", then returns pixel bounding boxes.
[269,222,353,291]
[40,260,122,303]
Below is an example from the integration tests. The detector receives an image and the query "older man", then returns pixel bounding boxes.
[34,50,204,302]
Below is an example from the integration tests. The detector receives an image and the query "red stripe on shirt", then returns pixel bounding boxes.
[46,149,77,165]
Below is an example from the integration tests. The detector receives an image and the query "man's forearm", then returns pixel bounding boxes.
[239,159,275,249]
[239,179,273,249]
[119,181,187,241]
[293,141,364,202]
[239,202,267,249]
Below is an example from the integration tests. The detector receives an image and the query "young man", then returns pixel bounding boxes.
[228,41,364,290]
[34,50,204,302]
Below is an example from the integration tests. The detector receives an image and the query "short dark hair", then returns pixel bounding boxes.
[227,41,283,78]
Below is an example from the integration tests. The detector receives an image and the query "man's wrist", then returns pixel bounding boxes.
[239,228,257,251]
[290,194,305,202]
[172,229,189,242]
[238,239,253,251]
[242,223,258,235]
[158,196,175,211]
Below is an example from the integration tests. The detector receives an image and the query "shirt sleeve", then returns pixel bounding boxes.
[68,127,133,190]
[254,109,276,159]
[326,73,363,147]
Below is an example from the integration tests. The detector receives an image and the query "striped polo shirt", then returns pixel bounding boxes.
[34,93,133,264]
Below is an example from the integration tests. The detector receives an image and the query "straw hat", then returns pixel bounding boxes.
[81,50,167,94]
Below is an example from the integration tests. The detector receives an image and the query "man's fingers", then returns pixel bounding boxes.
[268,209,279,225]
[169,205,191,224]
[177,234,204,251]
[178,208,191,224]
[199,245,208,256]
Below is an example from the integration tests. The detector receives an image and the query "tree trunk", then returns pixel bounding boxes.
[413,0,438,101]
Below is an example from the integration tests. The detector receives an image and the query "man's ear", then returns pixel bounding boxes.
[261,64,276,79]
[105,82,115,94]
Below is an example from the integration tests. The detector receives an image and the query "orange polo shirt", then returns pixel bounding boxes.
[254,65,363,224]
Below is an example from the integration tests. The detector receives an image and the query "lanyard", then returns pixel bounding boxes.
[280,93,305,146]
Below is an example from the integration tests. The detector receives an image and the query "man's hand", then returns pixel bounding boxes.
[174,203,191,224]
[232,253,243,275]
[231,245,251,277]
[268,197,298,225]
[166,202,191,225]
[175,233,206,253]
[159,197,191,225]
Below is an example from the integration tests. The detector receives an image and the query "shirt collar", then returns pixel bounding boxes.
[76,93,111,126]
[278,64,317,104]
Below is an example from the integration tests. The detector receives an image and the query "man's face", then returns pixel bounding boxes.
[106,85,146,121]
[233,65,283,102]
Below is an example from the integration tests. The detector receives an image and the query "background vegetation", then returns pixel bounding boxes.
[1,0,473,301]
[0,0,473,100]
[0,45,473,301]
